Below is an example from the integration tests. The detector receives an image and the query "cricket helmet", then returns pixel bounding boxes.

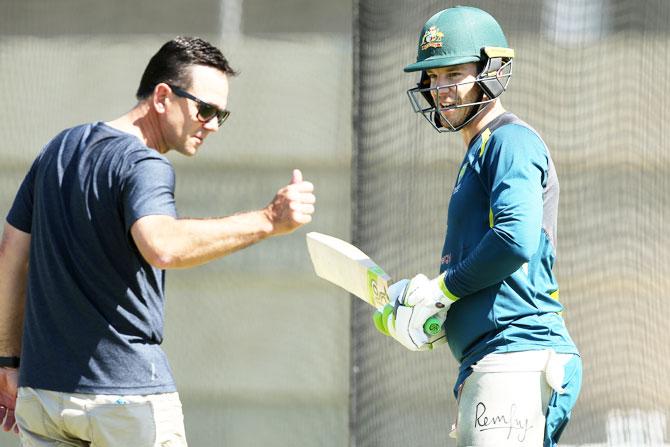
[405,6,514,132]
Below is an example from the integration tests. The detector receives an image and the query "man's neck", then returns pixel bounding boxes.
[106,102,169,154]
[461,100,506,147]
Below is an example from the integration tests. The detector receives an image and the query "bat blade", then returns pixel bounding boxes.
[305,232,444,336]
[305,232,391,308]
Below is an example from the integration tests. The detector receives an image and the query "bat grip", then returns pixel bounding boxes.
[423,315,444,336]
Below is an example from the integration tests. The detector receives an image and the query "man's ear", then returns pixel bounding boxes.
[152,83,171,114]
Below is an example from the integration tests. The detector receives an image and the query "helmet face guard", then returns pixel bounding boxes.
[406,47,514,132]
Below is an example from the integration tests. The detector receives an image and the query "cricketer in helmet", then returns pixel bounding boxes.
[374,6,582,447]
[405,6,514,134]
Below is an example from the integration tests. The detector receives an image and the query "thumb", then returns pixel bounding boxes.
[291,169,303,184]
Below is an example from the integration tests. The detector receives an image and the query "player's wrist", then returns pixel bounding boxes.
[255,208,277,236]
[427,273,458,308]
[0,356,20,368]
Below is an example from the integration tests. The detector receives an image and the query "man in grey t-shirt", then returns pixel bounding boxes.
[0,37,316,446]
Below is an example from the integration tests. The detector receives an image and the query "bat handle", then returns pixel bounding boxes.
[423,315,444,336]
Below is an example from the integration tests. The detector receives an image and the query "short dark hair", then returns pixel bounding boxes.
[135,36,237,100]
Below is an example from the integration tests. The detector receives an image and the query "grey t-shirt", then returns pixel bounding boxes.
[8,122,178,394]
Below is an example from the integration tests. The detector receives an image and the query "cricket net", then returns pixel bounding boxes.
[351,0,670,445]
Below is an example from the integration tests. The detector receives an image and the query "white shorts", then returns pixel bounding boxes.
[15,387,187,447]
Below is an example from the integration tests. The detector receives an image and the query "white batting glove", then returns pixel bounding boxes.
[373,273,457,351]
[393,273,458,351]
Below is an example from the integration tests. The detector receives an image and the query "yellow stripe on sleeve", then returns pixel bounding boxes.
[479,128,492,158]
[437,273,459,302]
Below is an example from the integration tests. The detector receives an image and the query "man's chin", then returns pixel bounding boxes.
[438,108,472,130]
[176,145,199,157]
[438,115,463,130]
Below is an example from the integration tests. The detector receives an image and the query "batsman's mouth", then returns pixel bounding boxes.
[439,102,459,110]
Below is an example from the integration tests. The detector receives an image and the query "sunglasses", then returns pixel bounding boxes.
[168,84,230,127]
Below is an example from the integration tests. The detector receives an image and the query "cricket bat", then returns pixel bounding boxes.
[305,232,443,336]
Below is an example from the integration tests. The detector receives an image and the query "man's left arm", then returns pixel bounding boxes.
[0,223,31,433]
[443,132,547,298]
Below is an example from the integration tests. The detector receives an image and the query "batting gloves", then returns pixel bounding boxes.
[373,273,458,351]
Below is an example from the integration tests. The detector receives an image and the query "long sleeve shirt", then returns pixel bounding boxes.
[439,113,579,387]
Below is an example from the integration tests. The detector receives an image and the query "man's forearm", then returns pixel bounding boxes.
[0,224,30,357]
[132,210,277,270]
[165,210,276,269]
[131,171,315,270]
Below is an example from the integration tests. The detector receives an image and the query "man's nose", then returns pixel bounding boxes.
[435,83,453,102]
[202,116,220,132]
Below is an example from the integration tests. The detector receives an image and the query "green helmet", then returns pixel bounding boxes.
[405,6,515,132]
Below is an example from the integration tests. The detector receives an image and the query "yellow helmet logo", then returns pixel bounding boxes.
[421,26,444,50]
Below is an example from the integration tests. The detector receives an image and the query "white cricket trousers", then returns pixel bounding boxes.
[15,387,188,447]
[452,350,574,447]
